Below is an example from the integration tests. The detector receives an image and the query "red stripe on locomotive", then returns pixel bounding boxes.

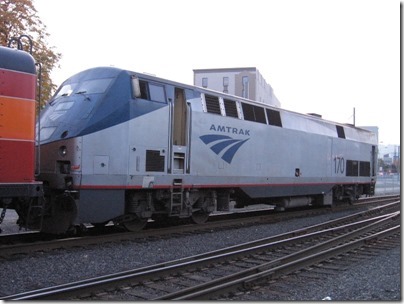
[0,69,36,99]
[0,140,35,182]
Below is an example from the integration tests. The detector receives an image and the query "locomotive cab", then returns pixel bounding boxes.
[37,69,126,232]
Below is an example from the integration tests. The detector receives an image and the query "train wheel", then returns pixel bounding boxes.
[123,218,148,231]
[191,210,210,224]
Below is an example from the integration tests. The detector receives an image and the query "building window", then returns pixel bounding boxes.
[202,77,208,88]
[223,77,229,93]
[242,76,249,99]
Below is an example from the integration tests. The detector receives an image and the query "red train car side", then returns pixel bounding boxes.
[0,43,43,230]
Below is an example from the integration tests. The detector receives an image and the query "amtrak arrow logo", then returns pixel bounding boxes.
[200,134,249,164]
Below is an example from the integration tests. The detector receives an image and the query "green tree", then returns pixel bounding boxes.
[0,0,61,107]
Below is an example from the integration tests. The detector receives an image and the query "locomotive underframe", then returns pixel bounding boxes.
[0,183,44,231]
[24,178,375,234]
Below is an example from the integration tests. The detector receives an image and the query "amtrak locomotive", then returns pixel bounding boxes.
[31,66,377,233]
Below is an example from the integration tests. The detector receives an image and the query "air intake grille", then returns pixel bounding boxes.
[346,160,359,176]
[223,99,238,118]
[205,94,221,114]
[360,161,370,176]
[146,150,165,172]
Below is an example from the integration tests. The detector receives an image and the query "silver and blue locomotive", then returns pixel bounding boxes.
[34,67,377,233]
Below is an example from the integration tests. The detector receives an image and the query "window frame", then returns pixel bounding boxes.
[137,80,167,104]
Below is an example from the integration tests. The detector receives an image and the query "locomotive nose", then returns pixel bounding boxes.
[38,138,82,190]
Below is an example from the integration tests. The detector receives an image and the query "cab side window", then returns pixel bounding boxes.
[149,83,166,103]
[139,80,149,100]
[138,80,166,103]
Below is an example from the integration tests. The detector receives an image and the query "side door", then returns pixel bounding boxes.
[169,87,190,174]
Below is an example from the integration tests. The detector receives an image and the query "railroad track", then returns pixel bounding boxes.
[1,199,400,300]
[0,194,398,259]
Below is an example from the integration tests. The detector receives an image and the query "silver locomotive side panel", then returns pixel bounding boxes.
[190,111,332,197]
[188,94,376,203]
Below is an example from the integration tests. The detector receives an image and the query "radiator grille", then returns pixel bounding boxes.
[205,94,221,114]
[346,160,359,176]
[359,161,371,176]
[223,99,238,118]
[146,150,165,172]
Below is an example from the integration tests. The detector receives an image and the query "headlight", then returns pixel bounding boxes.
[59,145,67,157]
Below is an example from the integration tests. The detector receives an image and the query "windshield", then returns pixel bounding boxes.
[53,78,114,99]
[55,83,78,97]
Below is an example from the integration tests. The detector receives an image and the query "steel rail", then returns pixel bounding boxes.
[156,214,400,300]
[1,204,399,300]
[1,198,398,259]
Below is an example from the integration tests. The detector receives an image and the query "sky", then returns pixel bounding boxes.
[34,0,400,146]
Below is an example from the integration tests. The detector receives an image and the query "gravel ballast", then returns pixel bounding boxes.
[0,208,401,300]
[222,246,400,301]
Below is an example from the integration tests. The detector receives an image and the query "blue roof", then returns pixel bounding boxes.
[0,46,36,74]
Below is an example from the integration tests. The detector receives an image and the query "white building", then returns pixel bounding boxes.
[193,67,281,107]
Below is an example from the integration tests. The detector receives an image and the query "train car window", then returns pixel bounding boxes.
[346,160,359,176]
[242,103,255,121]
[223,99,238,118]
[205,94,221,115]
[336,125,345,138]
[359,161,371,176]
[138,80,150,99]
[149,83,166,103]
[266,109,282,127]
[137,80,166,103]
